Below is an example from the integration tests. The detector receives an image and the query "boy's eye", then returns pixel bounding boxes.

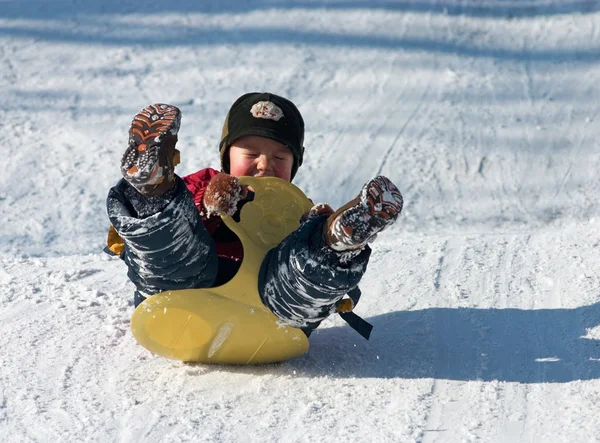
[274,156,285,161]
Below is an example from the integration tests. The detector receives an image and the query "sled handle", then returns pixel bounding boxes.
[222,176,314,250]
[217,176,314,307]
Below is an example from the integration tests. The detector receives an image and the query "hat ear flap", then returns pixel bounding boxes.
[220,144,231,173]
[219,109,232,172]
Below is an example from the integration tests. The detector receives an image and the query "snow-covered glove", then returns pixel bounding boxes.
[202,173,247,217]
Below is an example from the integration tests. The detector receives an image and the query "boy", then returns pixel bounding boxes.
[106,93,403,337]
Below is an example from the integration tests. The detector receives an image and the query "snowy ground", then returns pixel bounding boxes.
[1,1,599,442]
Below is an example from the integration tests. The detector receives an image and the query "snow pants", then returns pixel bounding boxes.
[107,177,371,330]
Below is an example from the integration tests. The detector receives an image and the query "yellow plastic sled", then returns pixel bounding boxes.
[130,176,314,364]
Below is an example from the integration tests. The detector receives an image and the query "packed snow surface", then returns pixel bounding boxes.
[1,1,599,442]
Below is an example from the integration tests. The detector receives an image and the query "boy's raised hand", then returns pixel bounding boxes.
[203,173,248,217]
[203,174,334,223]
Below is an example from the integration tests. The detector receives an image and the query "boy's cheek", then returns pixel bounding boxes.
[280,165,293,181]
[282,160,294,180]
[229,159,253,177]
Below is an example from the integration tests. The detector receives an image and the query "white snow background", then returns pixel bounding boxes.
[1,0,600,441]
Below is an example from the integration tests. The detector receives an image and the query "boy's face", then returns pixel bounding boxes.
[228,135,294,182]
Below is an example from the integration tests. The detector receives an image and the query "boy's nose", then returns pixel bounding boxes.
[257,154,272,172]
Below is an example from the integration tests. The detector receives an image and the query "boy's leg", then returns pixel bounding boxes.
[108,104,218,305]
[259,215,371,330]
[258,176,403,330]
[107,177,218,305]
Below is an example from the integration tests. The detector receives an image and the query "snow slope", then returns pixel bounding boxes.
[1,1,599,441]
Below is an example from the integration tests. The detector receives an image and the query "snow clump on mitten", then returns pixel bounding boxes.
[203,173,244,217]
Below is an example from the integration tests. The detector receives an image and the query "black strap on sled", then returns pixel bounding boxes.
[339,287,373,340]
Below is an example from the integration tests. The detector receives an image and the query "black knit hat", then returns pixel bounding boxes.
[219,92,305,180]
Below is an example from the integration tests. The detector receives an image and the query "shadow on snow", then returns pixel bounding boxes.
[296,301,600,383]
[1,0,599,19]
[0,25,597,64]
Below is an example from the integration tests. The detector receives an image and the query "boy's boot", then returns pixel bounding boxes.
[121,104,182,196]
[324,176,404,252]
